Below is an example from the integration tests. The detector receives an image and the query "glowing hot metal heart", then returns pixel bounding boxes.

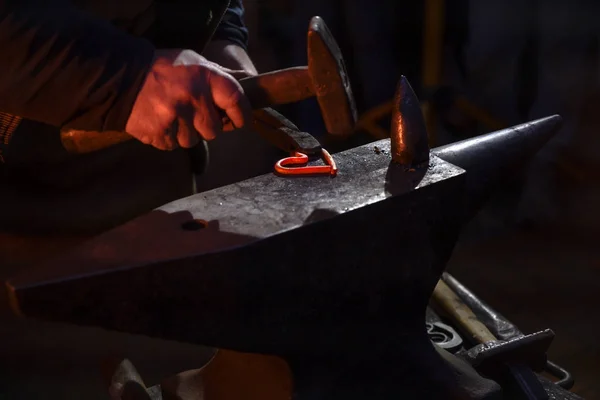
[274,149,337,176]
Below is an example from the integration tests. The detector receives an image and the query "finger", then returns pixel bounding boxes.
[138,134,152,145]
[203,61,247,78]
[130,103,176,148]
[192,96,222,141]
[228,70,253,80]
[208,71,253,130]
[152,126,179,150]
[217,110,235,131]
[176,116,200,148]
[222,119,236,132]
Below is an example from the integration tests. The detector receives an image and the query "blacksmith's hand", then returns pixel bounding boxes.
[125,49,252,150]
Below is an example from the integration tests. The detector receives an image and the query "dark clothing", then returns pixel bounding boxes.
[213,0,249,50]
[0,0,248,162]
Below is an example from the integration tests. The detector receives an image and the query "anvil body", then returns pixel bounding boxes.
[10,141,466,358]
[6,115,569,399]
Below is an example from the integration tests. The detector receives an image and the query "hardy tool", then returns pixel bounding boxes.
[441,273,578,394]
[432,279,552,400]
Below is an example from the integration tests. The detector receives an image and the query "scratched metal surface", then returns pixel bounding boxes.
[158,139,465,237]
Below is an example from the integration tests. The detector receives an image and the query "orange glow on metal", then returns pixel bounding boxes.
[275,149,337,177]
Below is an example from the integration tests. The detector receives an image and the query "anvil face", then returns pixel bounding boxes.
[9,139,466,357]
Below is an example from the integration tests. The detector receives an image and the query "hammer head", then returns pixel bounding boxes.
[307,16,358,136]
[464,329,555,373]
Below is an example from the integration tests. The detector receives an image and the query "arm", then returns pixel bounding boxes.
[203,0,258,76]
[0,2,155,132]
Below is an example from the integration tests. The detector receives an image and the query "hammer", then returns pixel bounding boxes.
[431,279,552,400]
[60,16,358,155]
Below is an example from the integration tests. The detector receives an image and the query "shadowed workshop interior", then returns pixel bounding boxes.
[0,0,599,399]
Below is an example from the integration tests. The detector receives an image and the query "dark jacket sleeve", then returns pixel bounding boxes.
[211,0,249,51]
[0,2,156,132]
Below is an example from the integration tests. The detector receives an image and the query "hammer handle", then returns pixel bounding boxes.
[239,66,314,109]
[60,66,314,154]
[431,279,497,344]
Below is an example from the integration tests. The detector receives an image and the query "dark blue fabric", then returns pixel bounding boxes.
[212,0,249,51]
[0,1,155,133]
[0,0,248,164]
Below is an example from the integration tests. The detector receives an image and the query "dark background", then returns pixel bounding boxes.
[1,0,599,398]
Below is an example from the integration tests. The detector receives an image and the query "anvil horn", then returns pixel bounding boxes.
[389,73,562,219]
[433,115,562,220]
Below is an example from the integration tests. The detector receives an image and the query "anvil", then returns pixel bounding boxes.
[6,78,563,398]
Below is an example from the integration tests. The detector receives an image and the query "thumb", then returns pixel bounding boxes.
[226,69,256,80]
[204,61,255,80]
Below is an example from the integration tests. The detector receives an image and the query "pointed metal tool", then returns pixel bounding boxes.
[390,76,430,167]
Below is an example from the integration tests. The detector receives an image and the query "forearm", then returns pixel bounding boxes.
[203,40,258,75]
[0,2,155,132]
[204,0,257,75]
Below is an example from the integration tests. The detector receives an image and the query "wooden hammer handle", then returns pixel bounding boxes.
[431,279,497,344]
[239,66,314,108]
[60,67,314,154]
